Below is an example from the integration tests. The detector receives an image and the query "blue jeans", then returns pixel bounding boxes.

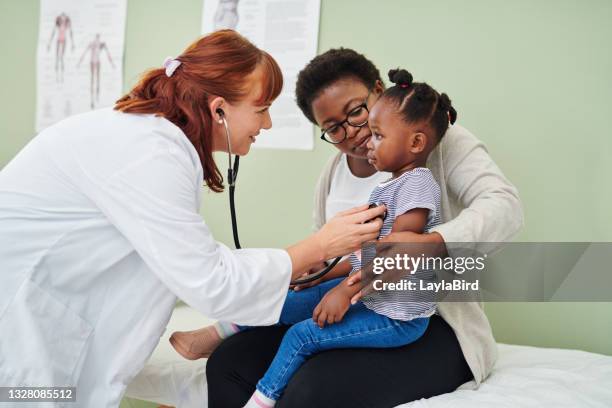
[238,278,430,401]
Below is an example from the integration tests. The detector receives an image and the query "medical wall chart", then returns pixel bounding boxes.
[202,0,321,150]
[36,0,127,131]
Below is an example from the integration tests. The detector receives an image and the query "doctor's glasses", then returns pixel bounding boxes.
[320,90,373,144]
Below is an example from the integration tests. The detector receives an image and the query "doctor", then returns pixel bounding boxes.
[0,30,384,406]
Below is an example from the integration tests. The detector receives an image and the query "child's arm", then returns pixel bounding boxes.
[291,258,352,291]
[347,209,447,304]
[389,207,429,234]
[312,208,431,327]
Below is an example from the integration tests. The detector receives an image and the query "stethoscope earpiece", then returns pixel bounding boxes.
[216,108,225,124]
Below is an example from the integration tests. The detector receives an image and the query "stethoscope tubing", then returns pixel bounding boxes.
[220,114,339,286]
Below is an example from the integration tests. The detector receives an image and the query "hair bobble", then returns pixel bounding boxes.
[163,56,182,77]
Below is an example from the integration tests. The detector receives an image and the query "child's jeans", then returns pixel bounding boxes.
[237,277,430,401]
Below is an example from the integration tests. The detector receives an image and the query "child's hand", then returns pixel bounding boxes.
[312,285,351,328]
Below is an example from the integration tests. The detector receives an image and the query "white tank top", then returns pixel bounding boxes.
[325,154,391,220]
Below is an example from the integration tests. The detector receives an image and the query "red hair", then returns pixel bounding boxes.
[115,30,283,192]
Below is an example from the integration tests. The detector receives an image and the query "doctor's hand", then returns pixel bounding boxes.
[315,204,385,260]
[287,205,384,282]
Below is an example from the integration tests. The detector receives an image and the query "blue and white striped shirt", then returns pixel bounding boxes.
[349,167,441,321]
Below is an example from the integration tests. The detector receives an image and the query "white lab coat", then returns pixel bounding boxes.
[0,108,292,407]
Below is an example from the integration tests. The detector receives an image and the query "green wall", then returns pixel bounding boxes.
[2,0,611,380]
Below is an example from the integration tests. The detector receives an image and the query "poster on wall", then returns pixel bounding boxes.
[202,0,321,150]
[36,0,127,132]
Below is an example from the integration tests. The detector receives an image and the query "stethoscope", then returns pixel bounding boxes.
[216,108,342,285]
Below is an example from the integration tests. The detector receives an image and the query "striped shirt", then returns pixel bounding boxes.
[349,167,442,321]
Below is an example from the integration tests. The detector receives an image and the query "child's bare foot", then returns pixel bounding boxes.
[169,325,223,360]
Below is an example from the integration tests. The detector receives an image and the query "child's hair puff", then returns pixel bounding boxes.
[384,68,457,141]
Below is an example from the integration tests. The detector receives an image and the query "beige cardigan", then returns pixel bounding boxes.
[312,124,524,389]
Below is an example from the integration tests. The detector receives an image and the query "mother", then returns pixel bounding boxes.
[206,48,524,407]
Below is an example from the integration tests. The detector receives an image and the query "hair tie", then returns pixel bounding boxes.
[399,83,409,88]
[163,56,182,77]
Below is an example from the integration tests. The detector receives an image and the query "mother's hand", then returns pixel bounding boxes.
[315,204,385,260]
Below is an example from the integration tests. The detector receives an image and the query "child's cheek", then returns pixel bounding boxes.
[371,137,382,151]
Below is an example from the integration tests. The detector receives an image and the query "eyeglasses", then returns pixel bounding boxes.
[320,91,372,144]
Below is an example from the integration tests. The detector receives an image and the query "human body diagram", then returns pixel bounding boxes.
[77,34,115,108]
[214,0,239,30]
[47,12,74,83]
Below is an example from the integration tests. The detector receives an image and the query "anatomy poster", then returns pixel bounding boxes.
[202,0,321,150]
[36,0,127,131]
